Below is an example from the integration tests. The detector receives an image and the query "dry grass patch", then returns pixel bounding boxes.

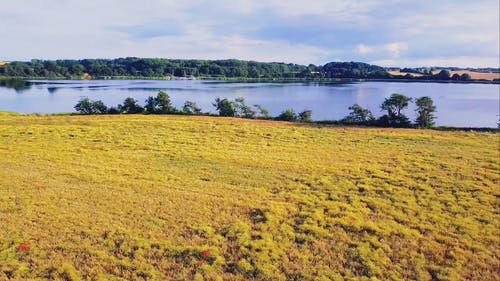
[388,71,424,77]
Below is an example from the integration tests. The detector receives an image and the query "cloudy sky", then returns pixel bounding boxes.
[1,0,498,67]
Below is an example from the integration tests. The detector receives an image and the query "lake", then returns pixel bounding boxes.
[0,79,498,127]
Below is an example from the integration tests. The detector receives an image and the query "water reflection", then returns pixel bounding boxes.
[47,87,58,94]
[0,79,497,127]
[0,79,32,93]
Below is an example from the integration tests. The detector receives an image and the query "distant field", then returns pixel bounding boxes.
[0,115,498,280]
[390,70,499,80]
[449,70,499,80]
[431,70,500,80]
[388,71,424,77]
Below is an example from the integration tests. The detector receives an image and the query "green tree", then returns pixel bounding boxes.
[120,97,143,114]
[92,100,108,114]
[343,104,375,124]
[276,109,297,122]
[379,93,412,127]
[74,98,108,114]
[70,63,85,76]
[145,91,175,114]
[183,101,202,115]
[298,110,312,122]
[415,96,436,128]
[460,73,471,81]
[254,104,270,119]
[234,97,256,118]
[436,70,451,80]
[107,106,120,114]
[213,98,236,117]
[74,98,94,114]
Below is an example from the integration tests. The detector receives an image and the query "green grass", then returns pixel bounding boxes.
[0,115,498,280]
[0,111,21,116]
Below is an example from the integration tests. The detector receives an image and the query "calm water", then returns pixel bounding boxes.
[0,80,498,127]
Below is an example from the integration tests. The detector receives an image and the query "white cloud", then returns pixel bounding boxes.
[117,33,334,65]
[372,56,499,68]
[385,42,408,58]
[0,0,498,67]
[354,42,408,58]
[354,44,375,55]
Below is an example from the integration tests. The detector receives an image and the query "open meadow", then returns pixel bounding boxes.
[389,70,500,80]
[0,114,498,280]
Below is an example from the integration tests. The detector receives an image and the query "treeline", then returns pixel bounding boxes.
[0,58,390,79]
[74,92,312,123]
[394,69,473,81]
[74,92,437,128]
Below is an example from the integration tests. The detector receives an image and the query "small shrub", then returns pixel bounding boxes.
[298,110,312,122]
[276,109,297,121]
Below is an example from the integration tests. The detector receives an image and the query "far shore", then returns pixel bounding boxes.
[1,76,499,84]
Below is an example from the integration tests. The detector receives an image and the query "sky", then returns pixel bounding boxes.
[1,0,499,67]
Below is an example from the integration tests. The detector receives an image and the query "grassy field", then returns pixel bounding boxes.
[447,70,499,81]
[430,70,500,81]
[390,70,500,81]
[388,71,424,78]
[0,114,498,281]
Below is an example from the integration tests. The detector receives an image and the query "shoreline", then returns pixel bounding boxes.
[1,76,499,85]
[1,111,498,131]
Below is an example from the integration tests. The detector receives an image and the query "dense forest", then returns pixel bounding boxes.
[2,58,496,81]
[0,58,391,79]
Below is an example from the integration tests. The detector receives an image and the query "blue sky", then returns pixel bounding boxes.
[1,0,498,67]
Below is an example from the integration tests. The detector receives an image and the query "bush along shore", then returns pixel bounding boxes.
[73,91,455,129]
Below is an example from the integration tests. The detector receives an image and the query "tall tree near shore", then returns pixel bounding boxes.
[213,98,236,117]
[379,93,412,127]
[145,91,175,114]
[343,104,375,124]
[415,96,436,128]
[120,97,144,114]
[183,101,202,115]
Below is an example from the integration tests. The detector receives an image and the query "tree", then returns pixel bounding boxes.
[145,91,175,114]
[276,109,297,121]
[254,104,270,119]
[451,73,461,80]
[92,100,108,114]
[436,70,451,80]
[298,110,312,122]
[183,101,202,115]
[460,73,471,81]
[74,98,108,114]
[379,93,412,127]
[120,97,143,114]
[343,104,375,124]
[234,97,256,118]
[415,96,436,128]
[107,106,120,114]
[213,98,236,117]
[74,98,94,114]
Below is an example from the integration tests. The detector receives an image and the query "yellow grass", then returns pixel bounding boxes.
[0,115,498,280]
[390,70,499,80]
[388,71,424,77]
